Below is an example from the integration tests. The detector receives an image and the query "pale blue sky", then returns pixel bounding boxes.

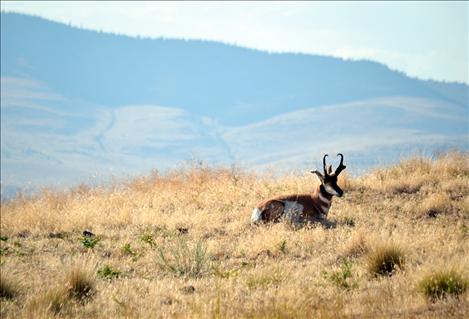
[2,1,468,83]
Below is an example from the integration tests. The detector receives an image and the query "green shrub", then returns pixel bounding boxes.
[323,258,358,289]
[278,240,287,254]
[121,243,133,254]
[140,233,155,247]
[419,269,468,300]
[97,265,121,280]
[0,247,9,256]
[121,243,141,261]
[81,236,100,249]
[157,240,210,277]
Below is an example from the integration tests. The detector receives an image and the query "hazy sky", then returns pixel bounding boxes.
[2,1,468,83]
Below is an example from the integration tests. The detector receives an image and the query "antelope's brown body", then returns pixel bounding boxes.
[252,185,333,226]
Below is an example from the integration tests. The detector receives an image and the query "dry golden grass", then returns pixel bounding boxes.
[64,261,96,303]
[26,286,70,317]
[1,152,468,318]
[0,271,21,300]
[366,243,405,277]
[340,231,368,259]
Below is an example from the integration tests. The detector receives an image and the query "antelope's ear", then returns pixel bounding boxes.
[310,170,324,182]
[327,165,333,175]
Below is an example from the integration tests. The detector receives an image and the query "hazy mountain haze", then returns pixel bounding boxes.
[2,1,467,83]
[1,12,468,198]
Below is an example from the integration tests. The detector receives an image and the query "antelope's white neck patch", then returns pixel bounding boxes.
[320,204,330,215]
[324,184,339,196]
[318,192,331,206]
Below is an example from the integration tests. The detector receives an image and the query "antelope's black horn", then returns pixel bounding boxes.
[334,153,346,175]
[323,154,328,175]
[337,153,344,166]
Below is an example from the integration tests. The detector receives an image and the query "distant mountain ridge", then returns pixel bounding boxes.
[1,12,468,198]
[2,12,467,124]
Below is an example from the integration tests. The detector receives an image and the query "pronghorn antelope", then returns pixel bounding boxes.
[251,154,346,227]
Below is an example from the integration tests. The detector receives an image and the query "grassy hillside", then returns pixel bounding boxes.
[1,152,468,318]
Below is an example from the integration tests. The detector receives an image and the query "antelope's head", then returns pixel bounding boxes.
[311,153,347,197]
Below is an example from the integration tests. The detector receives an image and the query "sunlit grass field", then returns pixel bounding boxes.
[1,152,468,318]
